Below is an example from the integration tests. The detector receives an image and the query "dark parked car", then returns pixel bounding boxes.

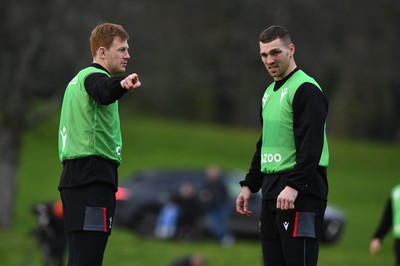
[114,168,345,244]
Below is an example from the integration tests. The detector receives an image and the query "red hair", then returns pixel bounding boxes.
[90,22,129,57]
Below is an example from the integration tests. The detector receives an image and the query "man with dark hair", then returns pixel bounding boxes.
[236,25,329,265]
[58,22,141,265]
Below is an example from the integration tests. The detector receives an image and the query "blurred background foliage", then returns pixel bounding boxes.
[1,0,399,141]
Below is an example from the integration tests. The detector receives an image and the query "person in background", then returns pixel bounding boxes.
[58,22,141,266]
[235,25,329,266]
[199,165,234,247]
[169,254,207,266]
[155,181,202,240]
[370,184,400,266]
[32,200,66,266]
[154,200,181,239]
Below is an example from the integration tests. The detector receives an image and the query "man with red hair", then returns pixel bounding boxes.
[58,22,141,265]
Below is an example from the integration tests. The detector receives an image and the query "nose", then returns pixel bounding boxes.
[125,51,130,59]
[266,55,274,65]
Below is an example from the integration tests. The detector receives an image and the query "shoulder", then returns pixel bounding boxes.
[294,82,329,109]
[297,82,323,95]
[84,72,109,86]
[296,81,326,98]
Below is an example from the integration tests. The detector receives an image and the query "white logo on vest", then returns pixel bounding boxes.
[262,93,269,108]
[60,126,67,152]
[116,146,121,156]
[280,87,288,103]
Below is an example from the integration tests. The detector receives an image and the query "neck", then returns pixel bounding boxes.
[93,58,110,74]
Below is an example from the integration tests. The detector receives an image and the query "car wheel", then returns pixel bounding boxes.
[322,218,344,244]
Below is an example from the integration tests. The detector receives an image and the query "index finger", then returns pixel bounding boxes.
[129,73,138,82]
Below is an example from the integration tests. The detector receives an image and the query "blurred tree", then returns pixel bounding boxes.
[124,0,400,140]
[0,0,95,229]
[1,0,62,229]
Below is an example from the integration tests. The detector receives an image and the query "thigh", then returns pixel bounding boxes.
[260,199,280,240]
[259,197,324,266]
[261,239,285,266]
[68,231,109,266]
[275,196,326,240]
[281,237,319,266]
[60,182,116,234]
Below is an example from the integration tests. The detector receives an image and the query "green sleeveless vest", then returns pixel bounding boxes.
[58,66,122,165]
[391,184,400,237]
[260,70,329,173]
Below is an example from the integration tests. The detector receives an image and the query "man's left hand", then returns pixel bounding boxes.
[276,186,298,210]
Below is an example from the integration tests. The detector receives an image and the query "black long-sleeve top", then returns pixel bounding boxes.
[58,64,128,190]
[240,69,329,200]
[373,198,393,240]
[85,63,127,105]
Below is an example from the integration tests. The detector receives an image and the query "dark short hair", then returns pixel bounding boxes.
[259,25,291,45]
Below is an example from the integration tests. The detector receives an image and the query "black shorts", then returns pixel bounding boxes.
[60,182,116,235]
[260,195,326,240]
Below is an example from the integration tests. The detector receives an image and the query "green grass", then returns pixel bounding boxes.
[1,112,399,265]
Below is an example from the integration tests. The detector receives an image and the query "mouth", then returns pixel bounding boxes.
[268,64,278,70]
[268,65,279,73]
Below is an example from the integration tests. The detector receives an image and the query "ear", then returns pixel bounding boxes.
[97,47,107,59]
[289,43,295,56]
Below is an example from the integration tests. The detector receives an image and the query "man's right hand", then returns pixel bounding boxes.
[121,73,141,91]
[236,186,252,216]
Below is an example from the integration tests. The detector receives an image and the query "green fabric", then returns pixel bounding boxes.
[391,184,400,237]
[58,66,122,165]
[260,70,329,173]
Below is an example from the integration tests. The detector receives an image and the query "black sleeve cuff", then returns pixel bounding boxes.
[239,180,260,193]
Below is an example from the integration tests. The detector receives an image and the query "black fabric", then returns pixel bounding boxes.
[84,63,127,106]
[60,182,116,234]
[275,211,315,238]
[260,195,326,241]
[372,198,392,240]
[241,68,329,201]
[262,237,319,266]
[261,168,328,201]
[67,231,109,266]
[59,155,118,190]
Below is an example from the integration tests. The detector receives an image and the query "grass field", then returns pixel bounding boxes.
[0,112,399,265]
